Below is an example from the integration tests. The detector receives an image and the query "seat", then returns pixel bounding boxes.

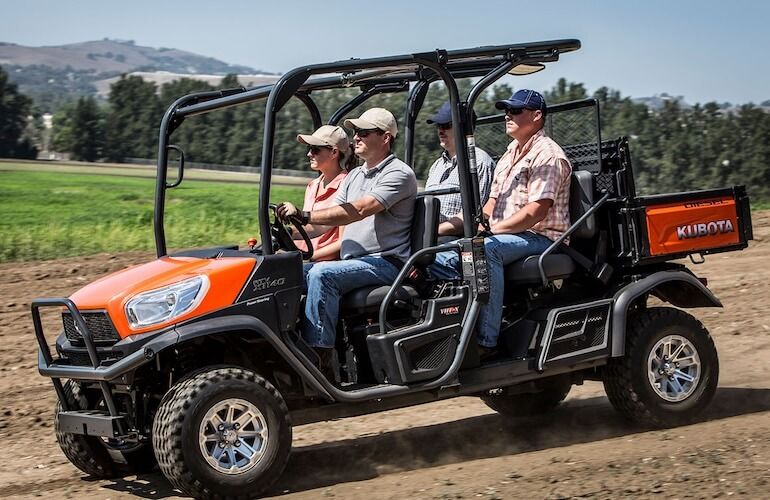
[340,195,440,313]
[504,254,576,284]
[504,170,596,284]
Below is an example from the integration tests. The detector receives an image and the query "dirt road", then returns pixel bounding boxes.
[1,213,768,499]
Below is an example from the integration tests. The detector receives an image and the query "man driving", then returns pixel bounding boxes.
[277,107,417,377]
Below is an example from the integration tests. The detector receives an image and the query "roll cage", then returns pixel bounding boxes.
[152,39,582,257]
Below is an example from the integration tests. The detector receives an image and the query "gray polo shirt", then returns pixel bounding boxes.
[334,154,417,260]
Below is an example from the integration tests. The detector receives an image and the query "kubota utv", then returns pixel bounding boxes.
[31,39,753,498]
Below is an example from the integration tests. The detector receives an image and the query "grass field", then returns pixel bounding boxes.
[0,169,305,262]
[1,163,767,263]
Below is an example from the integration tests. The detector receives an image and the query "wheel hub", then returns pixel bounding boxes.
[199,398,268,475]
[647,335,701,402]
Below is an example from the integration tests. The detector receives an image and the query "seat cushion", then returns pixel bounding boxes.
[340,285,419,313]
[504,254,576,284]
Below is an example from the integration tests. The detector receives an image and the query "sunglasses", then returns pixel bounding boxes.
[354,128,382,138]
[504,108,525,117]
[307,145,332,155]
[436,123,453,131]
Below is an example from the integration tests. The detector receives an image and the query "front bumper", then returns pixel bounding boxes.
[32,297,176,419]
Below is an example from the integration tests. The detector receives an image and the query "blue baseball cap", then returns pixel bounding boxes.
[426,101,477,125]
[495,89,547,112]
[426,101,452,125]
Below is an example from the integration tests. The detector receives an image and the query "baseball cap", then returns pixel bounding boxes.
[296,125,350,151]
[495,89,547,112]
[344,108,398,137]
[426,101,477,126]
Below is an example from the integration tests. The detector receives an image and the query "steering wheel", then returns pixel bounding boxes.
[265,203,314,261]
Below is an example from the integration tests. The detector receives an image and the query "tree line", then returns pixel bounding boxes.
[2,65,769,201]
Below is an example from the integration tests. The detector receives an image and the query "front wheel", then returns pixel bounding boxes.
[603,307,719,427]
[152,366,292,500]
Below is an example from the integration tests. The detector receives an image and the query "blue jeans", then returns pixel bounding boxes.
[430,231,553,347]
[302,257,400,348]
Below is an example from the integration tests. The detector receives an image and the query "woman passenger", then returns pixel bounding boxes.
[293,125,356,261]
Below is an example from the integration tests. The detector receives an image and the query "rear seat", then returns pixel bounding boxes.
[504,170,596,284]
[339,195,440,314]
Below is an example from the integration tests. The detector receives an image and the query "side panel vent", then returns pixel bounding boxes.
[539,300,612,369]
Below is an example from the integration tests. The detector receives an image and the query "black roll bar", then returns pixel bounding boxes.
[328,81,410,125]
[295,93,322,131]
[404,79,433,166]
[536,192,611,287]
[154,40,580,256]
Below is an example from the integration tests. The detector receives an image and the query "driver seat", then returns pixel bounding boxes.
[340,195,440,314]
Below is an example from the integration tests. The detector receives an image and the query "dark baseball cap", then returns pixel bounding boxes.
[426,101,477,125]
[495,89,547,112]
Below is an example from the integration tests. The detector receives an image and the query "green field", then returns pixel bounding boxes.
[0,169,305,262]
[1,165,767,263]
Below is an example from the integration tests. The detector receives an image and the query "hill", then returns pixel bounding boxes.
[0,39,276,111]
[0,38,262,74]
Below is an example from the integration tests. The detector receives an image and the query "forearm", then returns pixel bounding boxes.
[490,201,548,234]
[438,216,463,236]
[308,200,378,226]
[439,197,495,235]
[293,223,332,239]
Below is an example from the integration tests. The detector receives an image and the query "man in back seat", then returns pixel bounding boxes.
[431,90,572,359]
[277,108,417,376]
[423,101,495,236]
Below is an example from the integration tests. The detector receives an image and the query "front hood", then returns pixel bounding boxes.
[70,256,257,338]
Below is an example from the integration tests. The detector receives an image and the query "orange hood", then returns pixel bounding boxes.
[70,256,257,338]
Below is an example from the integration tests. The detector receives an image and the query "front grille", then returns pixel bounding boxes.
[62,311,120,345]
[64,350,124,367]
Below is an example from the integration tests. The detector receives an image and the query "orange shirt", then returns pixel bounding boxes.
[296,171,347,260]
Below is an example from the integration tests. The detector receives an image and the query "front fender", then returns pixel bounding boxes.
[171,315,333,400]
[610,270,721,357]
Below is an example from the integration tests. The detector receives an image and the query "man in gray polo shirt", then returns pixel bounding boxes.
[277,107,417,376]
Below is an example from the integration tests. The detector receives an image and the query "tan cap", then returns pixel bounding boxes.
[296,125,350,152]
[344,107,398,138]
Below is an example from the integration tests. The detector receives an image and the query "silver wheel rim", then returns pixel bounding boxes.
[198,398,268,475]
[647,335,701,402]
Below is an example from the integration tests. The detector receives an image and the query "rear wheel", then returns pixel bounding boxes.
[603,307,719,427]
[153,366,292,500]
[481,378,571,417]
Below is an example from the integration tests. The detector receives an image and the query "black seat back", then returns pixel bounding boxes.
[568,170,596,241]
[411,195,440,266]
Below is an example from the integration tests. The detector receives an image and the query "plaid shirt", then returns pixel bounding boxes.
[424,147,495,222]
[489,129,572,242]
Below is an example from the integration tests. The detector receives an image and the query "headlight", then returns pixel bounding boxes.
[125,276,209,329]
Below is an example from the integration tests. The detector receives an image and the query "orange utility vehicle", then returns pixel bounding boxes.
[32,39,752,499]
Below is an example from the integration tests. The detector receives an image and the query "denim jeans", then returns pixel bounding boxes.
[302,257,400,348]
[430,231,553,347]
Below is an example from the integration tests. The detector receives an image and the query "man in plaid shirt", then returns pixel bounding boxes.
[432,89,572,359]
[423,101,495,234]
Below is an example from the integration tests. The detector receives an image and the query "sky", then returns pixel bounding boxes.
[2,0,769,105]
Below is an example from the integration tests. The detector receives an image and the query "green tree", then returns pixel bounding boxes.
[69,96,104,161]
[545,78,588,105]
[0,66,38,158]
[105,75,162,161]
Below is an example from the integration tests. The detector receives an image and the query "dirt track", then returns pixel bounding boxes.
[0,213,768,499]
